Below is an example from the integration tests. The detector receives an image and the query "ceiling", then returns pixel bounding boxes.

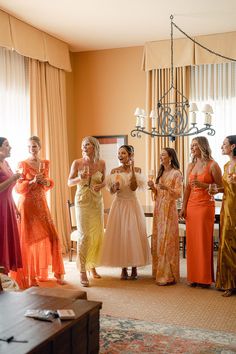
[0,0,236,52]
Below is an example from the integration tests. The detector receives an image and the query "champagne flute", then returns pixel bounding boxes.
[192,173,198,193]
[39,161,45,173]
[83,165,90,186]
[15,166,24,179]
[115,170,121,191]
[148,169,154,190]
[208,183,218,202]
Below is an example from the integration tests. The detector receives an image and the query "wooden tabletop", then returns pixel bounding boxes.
[0,292,101,354]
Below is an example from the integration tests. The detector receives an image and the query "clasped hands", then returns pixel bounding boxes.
[30,173,48,186]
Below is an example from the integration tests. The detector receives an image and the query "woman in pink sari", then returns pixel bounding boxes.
[148,148,182,285]
[0,137,22,274]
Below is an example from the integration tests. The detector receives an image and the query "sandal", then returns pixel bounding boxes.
[80,272,89,287]
[130,267,138,280]
[89,268,101,279]
[222,289,233,297]
[120,268,128,280]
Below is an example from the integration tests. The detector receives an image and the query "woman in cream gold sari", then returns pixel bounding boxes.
[68,136,106,287]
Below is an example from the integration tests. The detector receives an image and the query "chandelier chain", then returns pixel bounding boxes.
[172,20,236,63]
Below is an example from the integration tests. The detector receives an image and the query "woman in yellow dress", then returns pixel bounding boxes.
[68,136,106,287]
[216,135,236,297]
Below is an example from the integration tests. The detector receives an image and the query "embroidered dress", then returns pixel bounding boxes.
[186,161,215,285]
[14,160,65,288]
[101,172,151,267]
[0,161,22,273]
[216,162,236,290]
[75,171,104,271]
[152,169,182,284]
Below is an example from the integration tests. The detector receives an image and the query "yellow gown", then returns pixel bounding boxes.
[75,171,104,272]
[216,162,236,290]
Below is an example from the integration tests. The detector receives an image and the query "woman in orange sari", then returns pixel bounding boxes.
[180,137,222,287]
[14,136,65,287]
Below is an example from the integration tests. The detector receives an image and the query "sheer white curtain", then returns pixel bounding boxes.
[190,63,236,170]
[0,47,30,171]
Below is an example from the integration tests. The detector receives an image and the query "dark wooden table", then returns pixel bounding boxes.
[0,292,102,354]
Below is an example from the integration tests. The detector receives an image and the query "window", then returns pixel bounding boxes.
[190,63,236,171]
[0,47,30,171]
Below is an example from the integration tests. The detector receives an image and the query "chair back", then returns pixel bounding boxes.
[67,200,77,230]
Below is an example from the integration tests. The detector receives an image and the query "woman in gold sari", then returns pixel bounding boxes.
[216,135,236,297]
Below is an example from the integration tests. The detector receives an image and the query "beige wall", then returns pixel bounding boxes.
[66,46,148,209]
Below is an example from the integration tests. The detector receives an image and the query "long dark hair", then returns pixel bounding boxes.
[156,147,180,184]
[0,137,7,147]
[226,135,236,156]
[119,145,134,156]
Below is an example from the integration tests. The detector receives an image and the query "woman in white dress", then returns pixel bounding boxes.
[101,145,151,280]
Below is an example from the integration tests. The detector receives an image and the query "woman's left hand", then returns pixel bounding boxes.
[93,183,102,192]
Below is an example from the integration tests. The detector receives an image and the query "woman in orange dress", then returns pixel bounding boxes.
[14,136,65,288]
[180,136,222,287]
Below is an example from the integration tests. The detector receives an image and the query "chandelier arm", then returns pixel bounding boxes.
[172,21,236,63]
[130,126,215,139]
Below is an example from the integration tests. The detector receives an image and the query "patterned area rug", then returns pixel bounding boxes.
[100,315,236,353]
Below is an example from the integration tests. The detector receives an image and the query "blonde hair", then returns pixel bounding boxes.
[29,135,41,148]
[82,136,100,161]
[191,136,213,163]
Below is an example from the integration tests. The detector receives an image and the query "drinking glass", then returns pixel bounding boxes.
[83,165,90,186]
[115,170,121,191]
[208,183,218,201]
[39,162,45,173]
[15,166,24,179]
[192,173,198,193]
[148,169,154,190]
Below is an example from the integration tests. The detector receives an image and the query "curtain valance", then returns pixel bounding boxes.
[0,9,71,72]
[142,31,236,71]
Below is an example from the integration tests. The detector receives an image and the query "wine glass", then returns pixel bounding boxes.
[227,164,236,181]
[15,166,24,179]
[148,169,154,190]
[114,170,121,191]
[83,165,90,186]
[192,173,198,193]
[39,162,45,173]
[208,183,218,201]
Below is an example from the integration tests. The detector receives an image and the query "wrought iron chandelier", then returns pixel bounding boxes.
[131,15,219,141]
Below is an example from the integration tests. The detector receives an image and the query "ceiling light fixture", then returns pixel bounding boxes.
[131,15,229,141]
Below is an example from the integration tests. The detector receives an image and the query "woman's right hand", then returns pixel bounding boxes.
[12,173,21,181]
[147,180,154,189]
[179,207,186,220]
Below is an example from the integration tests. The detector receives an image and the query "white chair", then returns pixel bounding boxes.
[67,200,78,262]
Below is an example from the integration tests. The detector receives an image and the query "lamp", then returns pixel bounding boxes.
[131,15,216,141]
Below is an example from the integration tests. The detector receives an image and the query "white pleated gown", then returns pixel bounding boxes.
[101,172,151,267]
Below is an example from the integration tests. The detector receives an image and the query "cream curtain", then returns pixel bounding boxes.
[146,66,190,181]
[29,59,70,252]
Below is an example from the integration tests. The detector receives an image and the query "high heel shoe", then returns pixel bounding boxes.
[222,289,233,297]
[80,272,89,287]
[120,268,128,280]
[89,268,101,279]
[54,273,66,285]
[130,267,138,280]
